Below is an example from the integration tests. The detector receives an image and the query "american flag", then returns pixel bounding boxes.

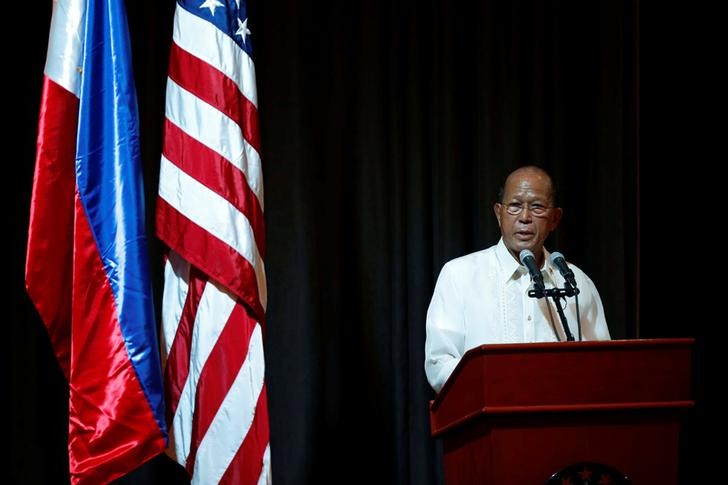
[26,0,167,483]
[156,1,270,483]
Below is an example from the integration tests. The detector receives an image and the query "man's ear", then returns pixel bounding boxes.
[550,207,563,232]
[493,203,502,228]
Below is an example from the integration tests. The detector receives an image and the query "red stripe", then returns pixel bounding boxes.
[184,301,258,473]
[25,77,79,379]
[162,119,266,257]
[69,195,165,484]
[219,385,270,485]
[164,267,207,421]
[169,43,261,153]
[157,198,265,322]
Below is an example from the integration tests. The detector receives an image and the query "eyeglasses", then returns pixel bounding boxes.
[501,202,552,217]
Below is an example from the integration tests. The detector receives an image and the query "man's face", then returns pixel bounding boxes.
[494,170,562,264]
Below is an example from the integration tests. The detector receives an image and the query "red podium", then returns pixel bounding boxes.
[429,339,694,484]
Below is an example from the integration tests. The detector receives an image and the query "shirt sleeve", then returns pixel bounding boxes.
[424,263,466,392]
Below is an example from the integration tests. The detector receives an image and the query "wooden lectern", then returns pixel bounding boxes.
[429,339,694,484]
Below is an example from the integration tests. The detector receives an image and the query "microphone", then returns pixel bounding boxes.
[549,251,577,288]
[519,249,545,293]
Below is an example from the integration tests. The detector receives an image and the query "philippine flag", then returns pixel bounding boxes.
[25,0,167,483]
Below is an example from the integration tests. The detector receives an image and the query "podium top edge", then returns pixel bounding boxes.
[463,338,695,357]
[431,338,695,405]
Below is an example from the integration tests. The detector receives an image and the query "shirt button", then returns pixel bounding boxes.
[527,315,532,321]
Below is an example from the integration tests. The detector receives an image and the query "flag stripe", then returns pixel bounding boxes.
[171,280,238,465]
[164,267,206,421]
[75,0,166,432]
[164,78,264,207]
[192,323,266,485]
[257,445,272,485]
[69,194,166,483]
[162,119,265,256]
[169,42,261,152]
[158,153,260,269]
[161,251,191,357]
[185,302,258,472]
[157,199,265,319]
[25,77,78,378]
[43,0,85,95]
[220,388,271,485]
[158,158,266,311]
[173,5,258,107]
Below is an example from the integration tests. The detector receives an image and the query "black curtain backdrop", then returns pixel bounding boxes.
[9,0,719,484]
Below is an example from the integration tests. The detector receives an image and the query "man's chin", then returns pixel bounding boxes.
[508,240,540,255]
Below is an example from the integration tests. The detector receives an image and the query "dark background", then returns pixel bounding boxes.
[9,0,719,483]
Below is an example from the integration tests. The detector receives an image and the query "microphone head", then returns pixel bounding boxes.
[549,250,577,287]
[519,249,535,265]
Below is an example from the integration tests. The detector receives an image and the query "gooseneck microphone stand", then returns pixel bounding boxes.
[528,283,580,342]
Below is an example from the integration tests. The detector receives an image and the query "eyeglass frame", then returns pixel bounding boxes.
[497,201,554,217]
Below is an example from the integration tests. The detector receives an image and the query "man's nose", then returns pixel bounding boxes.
[518,207,533,221]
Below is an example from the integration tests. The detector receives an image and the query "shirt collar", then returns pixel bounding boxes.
[495,238,557,284]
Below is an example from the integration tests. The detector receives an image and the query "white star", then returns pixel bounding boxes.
[235,17,251,43]
[199,0,224,16]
